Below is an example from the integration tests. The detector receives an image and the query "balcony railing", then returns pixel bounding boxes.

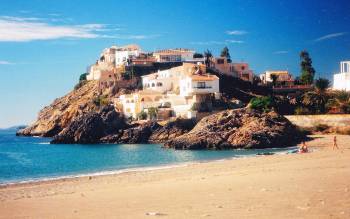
[193,86,212,89]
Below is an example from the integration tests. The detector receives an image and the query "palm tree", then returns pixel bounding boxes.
[204,49,212,68]
[302,78,330,113]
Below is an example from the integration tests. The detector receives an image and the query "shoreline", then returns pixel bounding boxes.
[1,134,349,218]
[0,146,298,188]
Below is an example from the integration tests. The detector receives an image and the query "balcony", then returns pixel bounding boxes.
[193,86,212,89]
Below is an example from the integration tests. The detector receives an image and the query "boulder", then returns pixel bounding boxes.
[101,121,161,144]
[149,118,196,143]
[165,108,304,150]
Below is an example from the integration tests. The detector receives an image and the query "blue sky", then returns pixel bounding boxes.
[0,0,349,128]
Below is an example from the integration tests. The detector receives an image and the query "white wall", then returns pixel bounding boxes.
[142,78,173,93]
[180,77,219,96]
[115,50,141,66]
[333,72,350,91]
[119,95,138,118]
[181,52,194,61]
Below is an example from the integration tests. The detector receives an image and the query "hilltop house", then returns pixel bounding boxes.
[115,44,143,66]
[259,70,294,86]
[117,63,220,119]
[153,49,194,62]
[86,45,119,81]
[333,61,350,91]
[210,57,254,82]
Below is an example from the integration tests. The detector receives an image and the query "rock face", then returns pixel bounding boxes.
[17,81,101,137]
[51,105,127,144]
[101,121,160,144]
[100,118,196,144]
[165,108,304,150]
[149,118,196,143]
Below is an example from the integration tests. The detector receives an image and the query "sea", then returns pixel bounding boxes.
[0,128,297,185]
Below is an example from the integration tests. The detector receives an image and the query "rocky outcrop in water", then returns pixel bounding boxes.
[51,105,127,144]
[100,118,196,144]
[149,118,196,143]
[100,121,160,144]
[165,108,304,150]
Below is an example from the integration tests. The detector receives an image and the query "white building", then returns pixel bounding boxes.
[153,49,194,62]
[118,63,220,120]
[259,70,294,85]
[141,67,183,93]
[115,44,142,66]
[86,62,115,81]
[333,61,350,91]
[179,74,219,97]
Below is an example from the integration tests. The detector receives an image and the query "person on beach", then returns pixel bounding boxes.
[333,136,339,150]
[299,141,308,153]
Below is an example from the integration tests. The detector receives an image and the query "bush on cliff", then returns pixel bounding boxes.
[93,95,109,107]
[248,96,274,112]
[79,73,88,81]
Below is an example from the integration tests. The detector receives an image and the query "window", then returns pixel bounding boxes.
[197,82,206,88]
[152,83,155,87]
[241,66,245,70]
[217,59,224,64]
[157,82,163,87]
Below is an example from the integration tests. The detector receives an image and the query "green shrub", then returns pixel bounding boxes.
[93,95,109,107]
[137,110,147,120]
[147,107,158,120]
[79,73,88,82]
[249,96,274,112]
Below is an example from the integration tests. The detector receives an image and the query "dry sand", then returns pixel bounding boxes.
[0,135,349,219]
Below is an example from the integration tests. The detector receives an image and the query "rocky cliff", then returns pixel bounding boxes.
[165,108,304,150]
[51,105,127,144]
[17,80,303,149]
[17,81,110,137]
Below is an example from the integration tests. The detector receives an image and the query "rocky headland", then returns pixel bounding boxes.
[17,81,304,149]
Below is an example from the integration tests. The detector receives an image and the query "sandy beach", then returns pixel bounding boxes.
[0,135,349,219]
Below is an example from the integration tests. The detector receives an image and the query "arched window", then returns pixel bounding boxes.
[157,82,163,87]
[151,83,155,87]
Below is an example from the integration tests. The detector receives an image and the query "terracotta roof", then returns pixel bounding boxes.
[115,44,140,51]
[190,74,218,81]
[266,71,289,74]
[154,49,194,55]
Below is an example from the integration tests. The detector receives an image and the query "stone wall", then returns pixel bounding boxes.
[285,114,350,128]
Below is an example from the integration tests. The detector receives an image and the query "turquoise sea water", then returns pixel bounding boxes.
[0,129,296,184]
